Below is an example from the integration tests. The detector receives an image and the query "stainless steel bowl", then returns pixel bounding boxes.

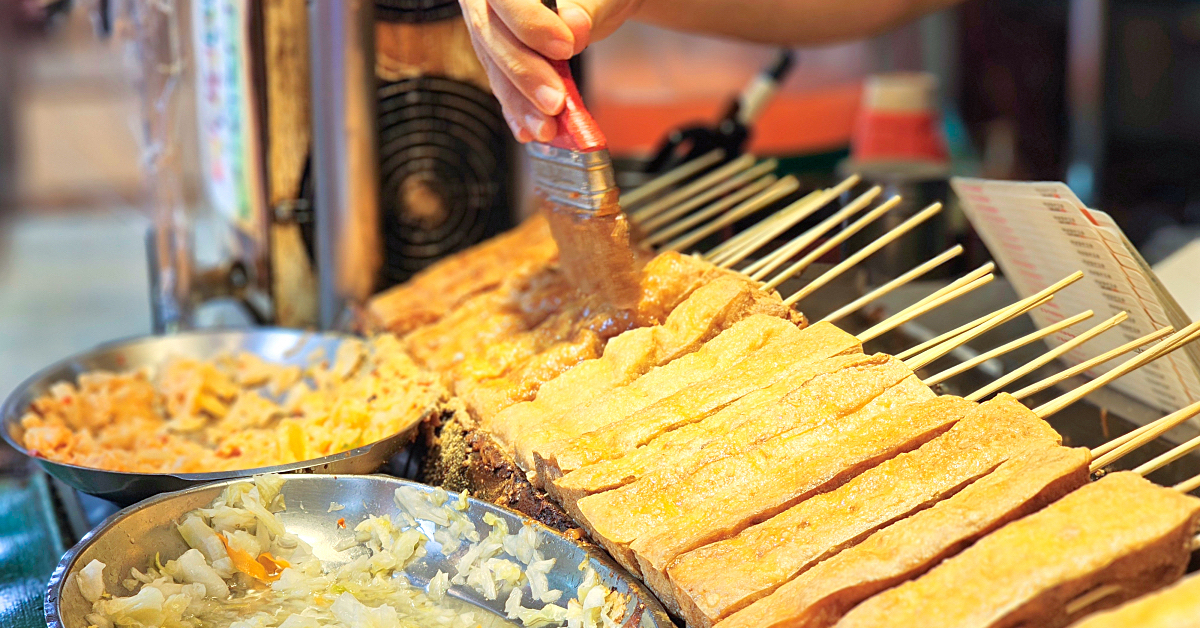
[46,474,672,628]
[2,329,427,506]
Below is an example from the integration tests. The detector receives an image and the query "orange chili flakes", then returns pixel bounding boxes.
[337,517,346,529]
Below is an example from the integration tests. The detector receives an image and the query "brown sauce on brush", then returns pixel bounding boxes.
[539,191,642,310]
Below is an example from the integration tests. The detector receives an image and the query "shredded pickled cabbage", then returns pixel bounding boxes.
[83,475,625,628]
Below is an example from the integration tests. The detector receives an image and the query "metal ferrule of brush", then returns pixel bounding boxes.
[527,143,620,214]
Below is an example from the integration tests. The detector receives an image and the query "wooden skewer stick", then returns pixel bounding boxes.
[645,175,777,246]
[716,184,855,270]
[1134,431,1200,477]
[1064,586,1125,617]
[822,246,964,324]
[966,312,1129,402]
[708,175,861,263]
[665,178,801,252]
[743,186,884,279]
[857,273,995,343]
[1090,400,1200,472]
[924,310,1095,386]
[1015,325,1177,403]
[701,188,821,261]
[710,175,862,266]
[904,293,1055,372]
[891,262,996,327]
[620,149,726,210]
[748,189,892,282]
[894,264,1051,362]
[782,202,945,305]
[631,154,758,223]
[1173,473,1200,495]
[901,271,1085,370]
[1034,320,1200,419]
[641,159,779,233]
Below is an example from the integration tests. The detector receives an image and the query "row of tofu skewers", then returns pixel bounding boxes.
[365,154,1200,628]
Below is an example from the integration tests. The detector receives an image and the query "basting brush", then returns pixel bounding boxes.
[527,0,640,308]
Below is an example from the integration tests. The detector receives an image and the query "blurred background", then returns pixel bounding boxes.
[5,0,1200,395]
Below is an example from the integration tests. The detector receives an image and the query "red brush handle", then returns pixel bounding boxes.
[541,0,607,152]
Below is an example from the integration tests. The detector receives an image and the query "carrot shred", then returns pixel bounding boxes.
[218,533,277,582]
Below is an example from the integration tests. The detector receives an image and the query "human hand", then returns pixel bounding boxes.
[458,0,641,142]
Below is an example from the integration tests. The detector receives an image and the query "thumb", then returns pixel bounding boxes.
[555,0,594,55]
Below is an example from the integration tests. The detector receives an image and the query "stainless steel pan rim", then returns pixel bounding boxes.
[2,328,430,505]
[45,474,673,628]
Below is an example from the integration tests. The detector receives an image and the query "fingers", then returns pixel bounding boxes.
[555,0,595,54]
[461,0,568,142]
[486,0,576,60]
[469,34,558,142]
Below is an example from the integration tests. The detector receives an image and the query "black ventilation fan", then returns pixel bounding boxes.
[375,76,514,286]
[374,0,461,23]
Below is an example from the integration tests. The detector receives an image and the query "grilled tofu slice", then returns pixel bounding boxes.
[540,320,863,487]
[670,394,1062,627]
[508,314,801,482]
[484,276,800,462]
[717,444,1090,628]
[575,376,947,579]
[837,472,1200,628]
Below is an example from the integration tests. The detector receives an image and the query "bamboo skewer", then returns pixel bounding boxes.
[700,188,821,261]
[620,149,726,210]
[1090,400,1200,472]
[966,312,1129,402]
[1134,432,1200,477]
[782,202,945,305]
[857,273,995,343]
[904,293,1055,372]
[1033,320,1200,419]
[891,263,996,328]
[710,176,864,267]
[755,191,893,287]
[705,175,859,266]
[665,178,801,252]
[901,271,1085,371]
[924,310,1095,386]
[1064,586,1125,617]
[716,187,850,269]
[631,154,758,223]
[1014,326,1178,402]
[822,246,964,324]
[1174,473,1200,494]
[640,160,779,233]
[743,186,884,280]
[645,175,779,246]
[894,264,1046,362]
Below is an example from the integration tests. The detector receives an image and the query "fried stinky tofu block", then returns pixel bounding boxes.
[484,276,798,466]
[505,314,800,482]
[577,376,948,578]
[365,214,558,335]
[545,322,863,489]
[837,472,1200,628]
[627,390,958,607]
[717,444,1091,628]
[537,320,862,486]
[670,394,1062,627]
[551,352,913,516]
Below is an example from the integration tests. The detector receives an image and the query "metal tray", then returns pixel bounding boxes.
[45,474,671,628]
[2,329,425,506]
